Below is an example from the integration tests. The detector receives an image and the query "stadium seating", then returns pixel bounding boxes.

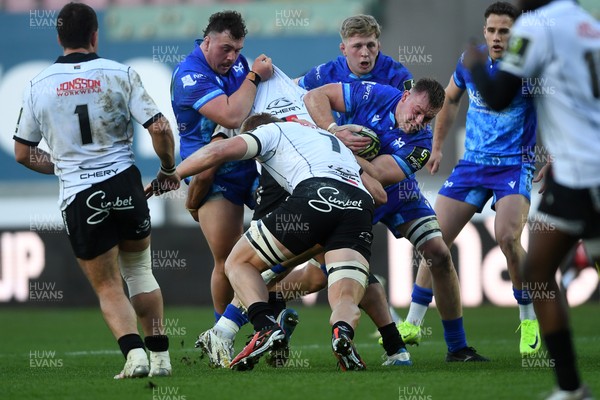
[5,0,39,12]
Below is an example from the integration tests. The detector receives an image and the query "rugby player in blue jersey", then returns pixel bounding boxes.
[304,79,489,362]
[171,11,273,321]
[402,2,540,357]
[297,14,413,92]
[467,0,600,397]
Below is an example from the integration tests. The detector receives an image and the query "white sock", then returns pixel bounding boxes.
[213,316,239,341]
[405,303,428,326]
[519,303,536,321]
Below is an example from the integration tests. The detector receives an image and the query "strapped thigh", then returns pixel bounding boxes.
[405,215,442,249]
[244,220,289,266]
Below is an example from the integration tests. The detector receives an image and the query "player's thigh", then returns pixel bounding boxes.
[434,194,477,246]
[76,245,122,290]
[524,228,578,282]
[493,194,530,241]
[198,197,245,259]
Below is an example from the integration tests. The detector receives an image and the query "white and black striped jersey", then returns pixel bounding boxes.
[14,53,162,209]
[241,121,370,197]
[500,0,600,188]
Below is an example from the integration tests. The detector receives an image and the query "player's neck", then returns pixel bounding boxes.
[63,46,95,56]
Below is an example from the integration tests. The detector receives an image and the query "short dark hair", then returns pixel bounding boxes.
[203,10,247,40]
[484,1,518,21]
[57,2,98,49]
[240,113,283,132]
[413,78,445,111]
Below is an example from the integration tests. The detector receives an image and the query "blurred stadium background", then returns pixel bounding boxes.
[0,0,599,308]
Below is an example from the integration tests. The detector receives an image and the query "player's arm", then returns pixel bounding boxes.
[14,141,54,174]
[198,55,273,129]
[465,43,521,110]
[176,135,252,180]
[145,114,180,193]
[471,67,521,111]
[359,167,387,206]
[428,76,464,174]
[356,155,408,187]
[303,83,371,151]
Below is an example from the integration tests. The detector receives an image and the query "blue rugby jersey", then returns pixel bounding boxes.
[341,81,432,178]
[298,53,413,91]
[453,45,537,165]
[171,39,250,171]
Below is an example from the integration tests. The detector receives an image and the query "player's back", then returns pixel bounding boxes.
[505,1,600,187]
[250,121,367,194]
[24,56,153,171]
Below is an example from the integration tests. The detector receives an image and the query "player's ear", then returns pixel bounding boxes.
[339,42,346,56]
[91,31,98,50]
[401,89,410,102]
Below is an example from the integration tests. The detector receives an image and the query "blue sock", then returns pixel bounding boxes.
[513,287,532,305]
[271,264,286,274]
[442,317,467,353]
[412,284,434,306]
[214,310,222,323]
[222,304,249,328]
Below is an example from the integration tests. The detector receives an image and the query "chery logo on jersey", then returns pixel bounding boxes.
[56,78,101,96]
[266,97,301,116]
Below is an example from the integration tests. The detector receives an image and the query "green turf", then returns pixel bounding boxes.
[1,305,598,400]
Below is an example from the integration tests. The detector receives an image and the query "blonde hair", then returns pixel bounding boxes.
[340,14,381,41]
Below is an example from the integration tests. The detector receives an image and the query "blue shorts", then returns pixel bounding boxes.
[373,178,436,239]
[185,160,259,209]
[438,160,534,212]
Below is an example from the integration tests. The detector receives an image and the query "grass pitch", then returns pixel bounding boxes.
[1,305,598,400]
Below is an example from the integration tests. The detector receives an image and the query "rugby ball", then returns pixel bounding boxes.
[355,126,381,161]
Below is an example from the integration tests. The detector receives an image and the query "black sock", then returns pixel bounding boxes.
[332,321,354,340]
[545,329,580,391]
[117,333,145,358]
[379,322,405,356]
[247,302,277,331]
[144,335,169,352]
[268,291,287,317]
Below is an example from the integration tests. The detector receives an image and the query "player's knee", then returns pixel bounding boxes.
[497,232,522,257]
[306,265,328,292]
[422,240,452,273]
[119,247,159,298]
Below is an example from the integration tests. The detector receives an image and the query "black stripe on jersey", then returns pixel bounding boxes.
[142,112,165,129]
[243,132,263,158]
[13,135,40,147]
[55,53,100,64]
[327,265,369,278]
[256,220,286,264]
[244,231,278,266]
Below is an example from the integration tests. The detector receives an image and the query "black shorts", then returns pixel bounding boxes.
[537,172,600,238]
[261,177,374,261]
[253,170,289,220]
[62,165,151,260]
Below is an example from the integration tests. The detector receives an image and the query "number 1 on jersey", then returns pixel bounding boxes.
[584,50,600,99]
[74,104,93,144]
